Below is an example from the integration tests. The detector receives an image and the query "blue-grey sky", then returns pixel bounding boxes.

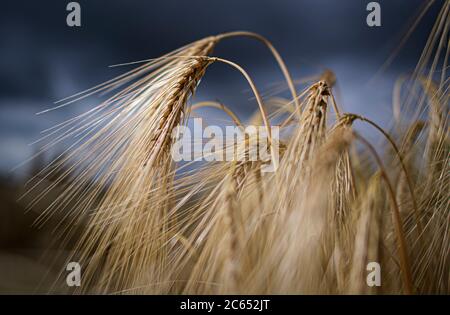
[0,0,443,177]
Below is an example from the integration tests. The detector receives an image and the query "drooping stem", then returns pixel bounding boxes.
[343,114,423,236]
[216,31,300,116]
[189,101,244,128]
[353,132,414,295]
[205,56,278,170]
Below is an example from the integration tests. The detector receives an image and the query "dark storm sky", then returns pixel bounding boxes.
[0,0,443,175]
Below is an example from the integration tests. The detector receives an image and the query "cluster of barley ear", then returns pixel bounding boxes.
[27,1,448,295]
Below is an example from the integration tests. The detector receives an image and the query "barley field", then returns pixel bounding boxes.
[0,1,448,295]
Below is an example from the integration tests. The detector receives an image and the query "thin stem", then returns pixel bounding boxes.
[345,114,423,236]
[353,132,414,295]
[189,101,244,128]
[206,56,278,170]
[329,91,342,118]
[216,31,300,116]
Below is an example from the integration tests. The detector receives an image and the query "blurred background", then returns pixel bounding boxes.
[0,0,443,293]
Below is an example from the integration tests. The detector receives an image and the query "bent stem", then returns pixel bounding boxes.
[216,31,300,116]
[189,101,244,128]
[344,114,423,236]
[353,132,414,295]
[205,56,278,170]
